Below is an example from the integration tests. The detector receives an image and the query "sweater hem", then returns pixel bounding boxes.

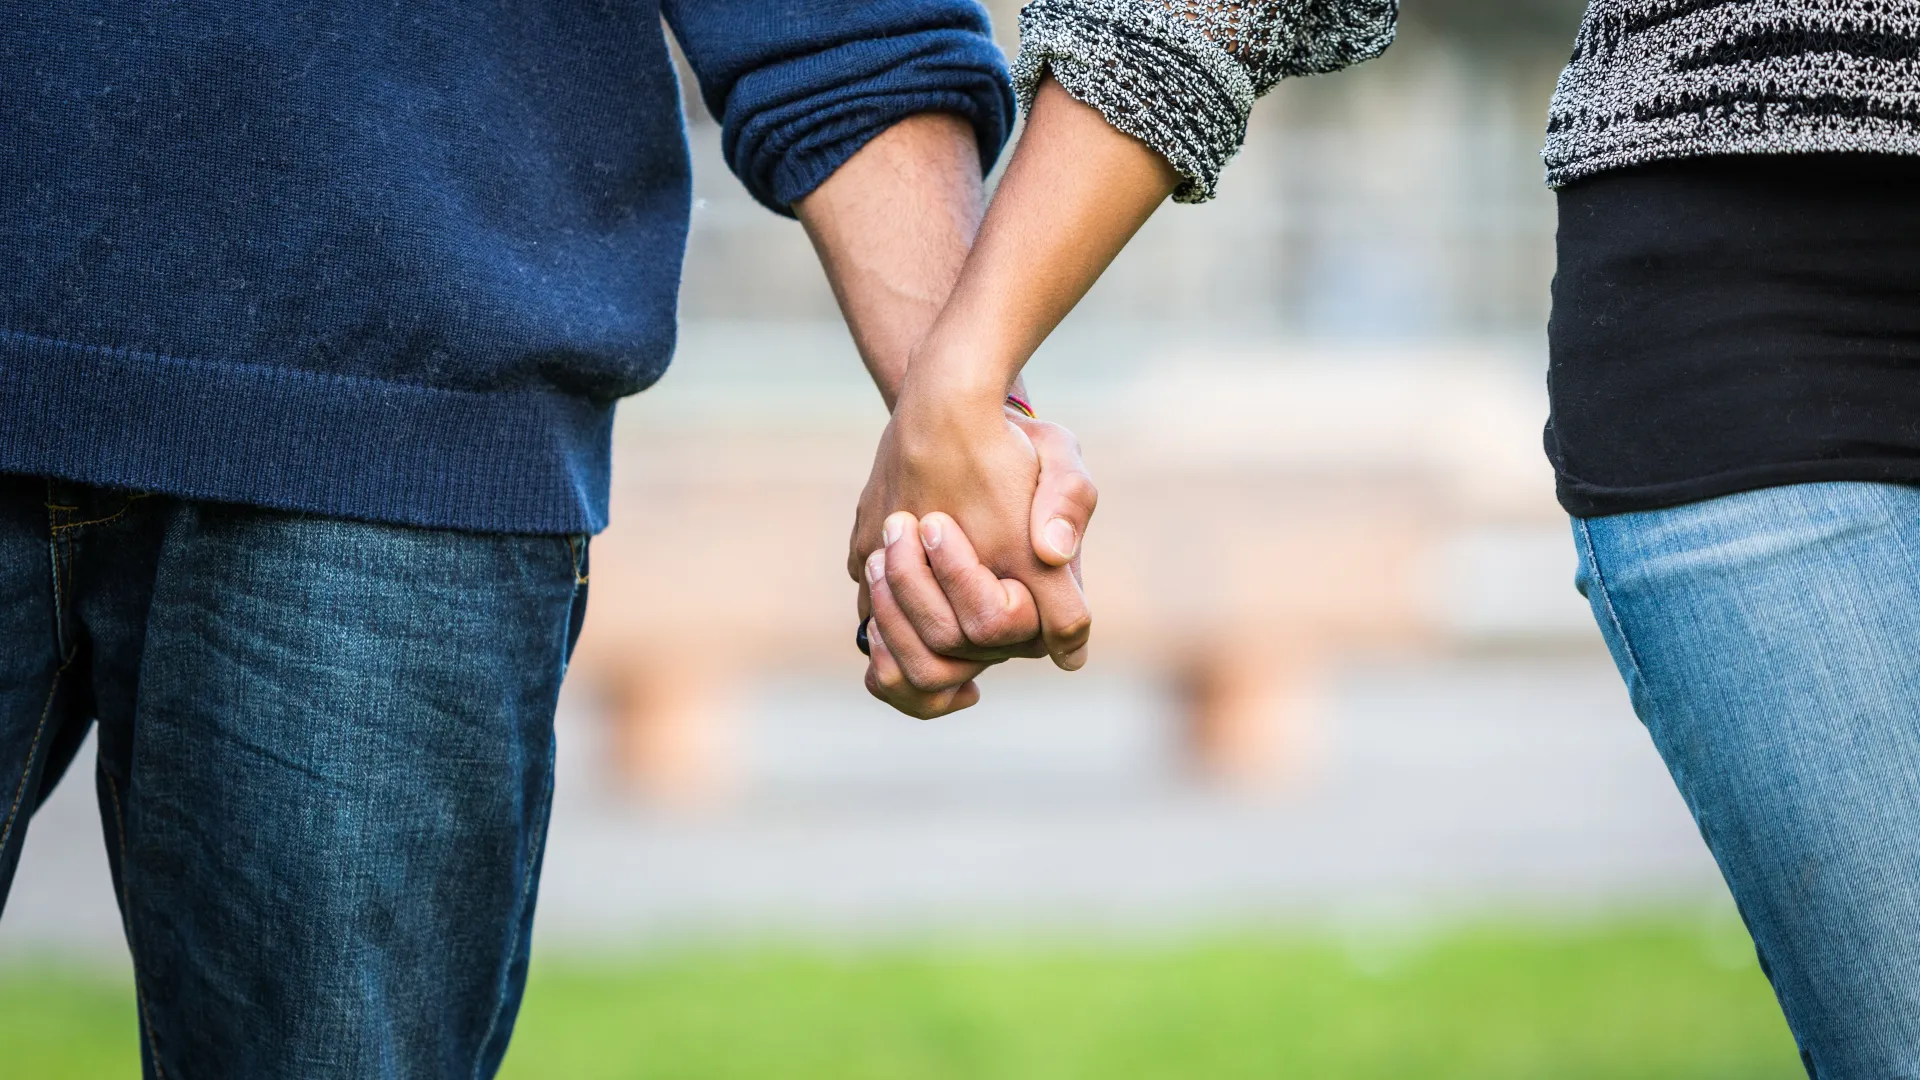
[1545,123,1920,187]
[1558,459,1920,519]
[0,328,615,535]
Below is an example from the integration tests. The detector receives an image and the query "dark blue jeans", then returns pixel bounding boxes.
[0,476,588,1078]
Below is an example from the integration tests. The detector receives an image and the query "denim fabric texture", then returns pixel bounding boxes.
[1575,481,1920,1079]
[0,2,1013,534]
[0,475,589,1079]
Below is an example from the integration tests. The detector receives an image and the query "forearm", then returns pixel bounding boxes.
[902,78,1180,408]
[793,112,989,410]
[845,85,1129,682]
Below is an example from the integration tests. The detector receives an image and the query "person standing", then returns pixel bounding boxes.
[858,0,1920,1073]
[0,3,1096,1076]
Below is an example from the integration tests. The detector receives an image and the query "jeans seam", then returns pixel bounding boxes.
[103,769,167,1080]
[1574,518,1647,685]
[470,749,557,1080]
[46,490,72,654]
[47,493,149,534]
[564,534,589,586]
[58,529,72,645]
[0,651,75,856]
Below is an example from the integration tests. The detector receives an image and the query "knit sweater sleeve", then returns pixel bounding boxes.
[1010,0,1396,202]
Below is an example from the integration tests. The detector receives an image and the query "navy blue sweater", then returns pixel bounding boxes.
[0,2,1013,533]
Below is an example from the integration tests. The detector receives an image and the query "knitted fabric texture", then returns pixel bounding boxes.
[1546,0,1920,184]
[1011,0,1396,202]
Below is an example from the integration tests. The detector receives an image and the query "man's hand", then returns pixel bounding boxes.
[861,508,1038,716]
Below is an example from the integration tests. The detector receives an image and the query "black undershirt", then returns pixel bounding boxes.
[1546,153,1920,518]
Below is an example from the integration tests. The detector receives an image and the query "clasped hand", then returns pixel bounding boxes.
[850,387,1097,718]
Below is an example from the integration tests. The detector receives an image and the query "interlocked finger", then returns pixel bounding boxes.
[918,512,1047,656]
[863,616,983,718]
[865,547,990,700]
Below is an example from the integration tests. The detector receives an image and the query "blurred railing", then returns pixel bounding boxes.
[569,328,1592,803]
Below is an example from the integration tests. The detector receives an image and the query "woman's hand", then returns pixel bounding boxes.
[852,399,1098,718]
[850,372,1097,676]
[845,77,1174,718]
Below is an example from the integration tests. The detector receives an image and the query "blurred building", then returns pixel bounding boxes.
[578,0,1600,798]
[680,0,1582,338]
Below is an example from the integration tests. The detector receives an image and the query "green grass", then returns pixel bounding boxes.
[0,915,1802,1079]
[0,967,142,1079]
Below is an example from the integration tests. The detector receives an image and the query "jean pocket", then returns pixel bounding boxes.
[1571,517,1646,692]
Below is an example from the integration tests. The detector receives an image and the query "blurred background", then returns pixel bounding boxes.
[3,1,1807,1075]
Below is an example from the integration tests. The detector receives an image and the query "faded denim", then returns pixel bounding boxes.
[1576,481,1920,1079]
[0,475,588,1079]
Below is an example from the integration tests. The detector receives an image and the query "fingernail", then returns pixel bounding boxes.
[1002,581,1021,611]
[1059,645,1088,671]
[883,515,905,547]
[1045,517,1077,560]
[866,550,885,584]
[920,517,943,550]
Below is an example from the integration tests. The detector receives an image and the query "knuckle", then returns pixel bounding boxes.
[883,560,911,590]
[1044,422,1085,458]
[958,609,1003,646]
[903,659,956,694]
[873,665,907,694]
[1055,613,1093,644]
[925,621,969,655]
[1061,472,1099,511]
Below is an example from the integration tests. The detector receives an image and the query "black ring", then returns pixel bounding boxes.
[855,618,871,657]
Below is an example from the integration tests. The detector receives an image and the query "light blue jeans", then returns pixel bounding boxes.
[1576,481,1920,1078]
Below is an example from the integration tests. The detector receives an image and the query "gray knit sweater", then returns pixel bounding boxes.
[1011,0,1920,197]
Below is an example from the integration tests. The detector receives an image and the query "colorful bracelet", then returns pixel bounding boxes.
[1005,393,1036,419]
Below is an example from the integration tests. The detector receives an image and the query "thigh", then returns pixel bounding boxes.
[0,475,69,907]
[1576,481,1920,1078]
[108,503,589,1080]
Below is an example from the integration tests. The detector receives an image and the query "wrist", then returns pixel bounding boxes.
[902,336,1022,410]
[891,376,1010,467]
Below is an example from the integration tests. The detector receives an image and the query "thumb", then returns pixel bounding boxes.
[1021,419,1098,568]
